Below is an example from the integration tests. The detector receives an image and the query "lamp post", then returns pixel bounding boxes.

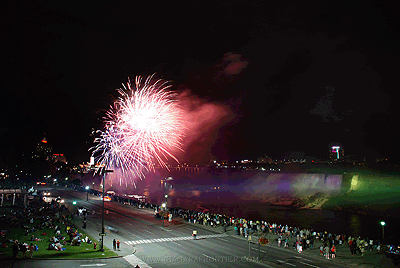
[85,186,89,201]
[162,203,166,227]
[380,221,385,240]
[100,169,113,251]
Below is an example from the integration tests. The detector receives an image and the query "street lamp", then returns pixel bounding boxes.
[380,221,386,240]
[100,169,113,252]
[85,186,89,201]
[162,203,166,227]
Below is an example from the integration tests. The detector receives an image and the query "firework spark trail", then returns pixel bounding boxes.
[91,74,185,179]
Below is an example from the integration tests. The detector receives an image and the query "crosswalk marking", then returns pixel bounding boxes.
[124,233,229,245]
[124,254,153,268]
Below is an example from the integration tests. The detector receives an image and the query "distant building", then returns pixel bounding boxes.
[329,144,344,162]
[52,153,67,164]
[34,136,52,161]
[376,157,389,163]
[221,160,229,165]
[258,156,273,164]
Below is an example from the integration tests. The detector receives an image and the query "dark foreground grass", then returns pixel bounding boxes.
[0,208,117,259]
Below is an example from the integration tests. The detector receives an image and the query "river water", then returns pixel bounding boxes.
[164,195,399,241]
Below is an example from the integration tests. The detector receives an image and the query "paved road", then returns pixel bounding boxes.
[4,187,394,268]
[56,187,350,268]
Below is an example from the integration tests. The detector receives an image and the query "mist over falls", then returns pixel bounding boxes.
[82,166,400,219]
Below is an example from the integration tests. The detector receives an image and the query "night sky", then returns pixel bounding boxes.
[1,1,399,166]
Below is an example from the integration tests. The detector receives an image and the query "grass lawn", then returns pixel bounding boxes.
[0,208,117,259]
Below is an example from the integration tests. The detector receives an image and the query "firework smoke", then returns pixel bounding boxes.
[91,74,186,179]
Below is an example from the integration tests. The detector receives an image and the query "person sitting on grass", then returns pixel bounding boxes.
[1,229,9,237]
[71,236,81,246]
[48,243,55,250]
[55,242,62,251]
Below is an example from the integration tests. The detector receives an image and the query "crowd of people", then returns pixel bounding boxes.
[116,196,386,261]
[180,208,388,259]
[0,193,91,259]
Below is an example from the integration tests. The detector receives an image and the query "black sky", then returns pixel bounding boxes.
[1,0,399,165]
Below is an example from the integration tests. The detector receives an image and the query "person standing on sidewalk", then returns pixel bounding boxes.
[349,239,355,256]
[116,240,120,250]
[113,239,116,250]
[331,245,336,259]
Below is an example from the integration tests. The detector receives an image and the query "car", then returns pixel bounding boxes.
[100,195,111,201]
[105,225,119,233]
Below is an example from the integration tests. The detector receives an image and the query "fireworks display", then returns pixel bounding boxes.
[91,74,186,180]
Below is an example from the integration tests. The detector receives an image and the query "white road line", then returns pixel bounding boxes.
[144,229,153,234]
[217,237,229,242]
[80,265,106,267]
[171,241,181,246]
[124,254,153,268]
[126,222,133,226]
[125,234,229,245]
[277,260,296,267]
[299,262,319,268]
[202,254,217,261]
[294,256,313,262]
[251,247,267,253]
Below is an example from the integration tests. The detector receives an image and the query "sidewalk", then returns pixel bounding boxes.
[181,220,395,268]
[70,195,396,267]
